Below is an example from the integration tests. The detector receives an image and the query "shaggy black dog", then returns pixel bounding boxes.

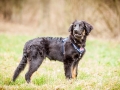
[13,20,93,83]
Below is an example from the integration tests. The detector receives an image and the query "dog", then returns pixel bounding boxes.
[12,20,93,83]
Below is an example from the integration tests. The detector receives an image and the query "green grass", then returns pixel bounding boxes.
[0,34,120,90]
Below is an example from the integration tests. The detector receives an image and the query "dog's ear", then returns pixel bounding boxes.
[68,24,73,32]
[83,21,93,35]
[68,20,77,33]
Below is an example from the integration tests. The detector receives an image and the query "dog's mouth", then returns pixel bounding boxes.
[73,30,85,39]
[73,33,83,39]
[74,34,82,38]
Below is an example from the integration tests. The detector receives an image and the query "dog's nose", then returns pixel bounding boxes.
[74,30,78,34]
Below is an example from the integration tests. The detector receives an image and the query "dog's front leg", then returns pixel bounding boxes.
[63,62,72,79]
[63,58,73,79]
[71,60,79,79]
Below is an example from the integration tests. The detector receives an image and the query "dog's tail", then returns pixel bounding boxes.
[12,52,27,82]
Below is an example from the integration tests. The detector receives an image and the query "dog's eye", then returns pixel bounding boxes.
[74,25,76,27]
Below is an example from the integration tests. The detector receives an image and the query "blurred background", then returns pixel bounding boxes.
[0,0,120,40]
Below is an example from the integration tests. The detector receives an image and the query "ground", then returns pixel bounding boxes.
[0,34,120,90]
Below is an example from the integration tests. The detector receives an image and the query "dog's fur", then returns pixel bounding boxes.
[13,20,93,83]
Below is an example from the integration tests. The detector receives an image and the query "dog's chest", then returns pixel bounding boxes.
[64,42,85,60]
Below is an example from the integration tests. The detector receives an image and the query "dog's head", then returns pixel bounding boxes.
[68,20,93,39]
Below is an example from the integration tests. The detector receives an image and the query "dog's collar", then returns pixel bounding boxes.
[72,43,85,54]
[62,38,85,54]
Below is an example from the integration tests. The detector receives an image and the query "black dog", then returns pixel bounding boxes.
[13,20,93,83]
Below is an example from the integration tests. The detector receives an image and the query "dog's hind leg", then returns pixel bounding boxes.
[25,48,44,83]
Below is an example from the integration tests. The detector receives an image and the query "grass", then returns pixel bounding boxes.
[0,34,120,90]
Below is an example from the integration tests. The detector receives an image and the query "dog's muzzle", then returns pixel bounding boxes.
[73,30,82,39]
[73,25,82,36]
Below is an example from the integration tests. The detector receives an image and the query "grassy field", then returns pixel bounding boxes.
[0,34,120,90]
